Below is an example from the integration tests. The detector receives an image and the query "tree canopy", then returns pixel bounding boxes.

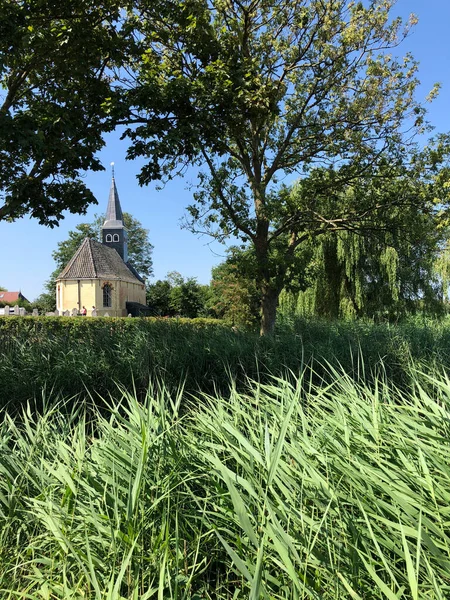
[50,212,153,278]
[279,224,445,322]
[209,255,260,328]
[0,0,124,225]
[121,0,447,333]
[3,0,450,332]
[146,272,210,318]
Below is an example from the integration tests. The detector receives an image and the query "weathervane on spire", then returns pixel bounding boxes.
[111,161,115,179]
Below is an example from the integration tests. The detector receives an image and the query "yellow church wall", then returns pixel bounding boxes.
[99,280,146,317]
[119,281,146,306]
[81,281,97,313]
[57,278,146,317]
[57,280,97,314]
[60,280,77,312]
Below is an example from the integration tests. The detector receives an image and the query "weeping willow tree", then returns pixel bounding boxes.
[433,236,450,304]
[276,171,449,322]
[224,151,450,324]
[279,220,443,321]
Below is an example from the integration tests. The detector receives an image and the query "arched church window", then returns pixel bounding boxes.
[103,284,112,308]
[106,234,112,242]
[113,234,119,242]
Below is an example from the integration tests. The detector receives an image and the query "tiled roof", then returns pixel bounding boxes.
[57,238,143,284]
[125,261,145,284]
[0,291,29,303]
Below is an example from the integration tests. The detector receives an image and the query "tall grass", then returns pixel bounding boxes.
[1,363,450,597]
[3,315,450,407]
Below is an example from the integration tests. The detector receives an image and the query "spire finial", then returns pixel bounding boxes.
[110,161,115,179]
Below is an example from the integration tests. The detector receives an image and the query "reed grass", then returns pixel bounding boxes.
[1,363,450,598]
[2,315,450,407]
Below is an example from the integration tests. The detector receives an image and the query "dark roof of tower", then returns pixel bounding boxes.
[104,177,124,226]
[56,238,143,284]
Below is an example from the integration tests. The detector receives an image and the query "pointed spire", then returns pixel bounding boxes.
[104,163,123,224]
[102,164,128,262]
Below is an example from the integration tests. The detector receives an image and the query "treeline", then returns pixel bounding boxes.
[278,226,450,323]
[26,222,450,325]
[148,224,450,326]
[4,0,450,335]
[146,266,260,326]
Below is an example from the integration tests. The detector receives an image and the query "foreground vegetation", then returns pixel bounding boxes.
[3,315,450,408]
[1,363,450,598]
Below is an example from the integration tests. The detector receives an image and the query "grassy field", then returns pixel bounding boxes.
[1,316,450,597]
[1,363,450,598]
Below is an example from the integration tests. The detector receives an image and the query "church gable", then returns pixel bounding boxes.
[57,238,142,285]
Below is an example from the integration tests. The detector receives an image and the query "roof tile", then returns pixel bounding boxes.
[57,238,143,284]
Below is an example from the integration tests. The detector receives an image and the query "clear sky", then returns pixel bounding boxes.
[2,0,450,301]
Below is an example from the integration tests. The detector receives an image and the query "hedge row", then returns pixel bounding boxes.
[0,317,246,409]
[2,315,450,410]
[0,315,228,336]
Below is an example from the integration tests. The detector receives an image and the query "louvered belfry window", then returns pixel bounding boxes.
[103,284,112,308]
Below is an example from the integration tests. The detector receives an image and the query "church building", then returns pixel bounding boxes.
[56,172,147,317]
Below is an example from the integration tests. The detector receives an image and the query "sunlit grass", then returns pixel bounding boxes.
[1,363,450,598]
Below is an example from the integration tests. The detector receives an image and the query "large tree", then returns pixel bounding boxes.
[169,275,210,318]
[215,182,445,325]
[282,165,449,320]
[4,0,449,331]
[0,0,125,225]
[280,224,444,322]
[121,0,445,334]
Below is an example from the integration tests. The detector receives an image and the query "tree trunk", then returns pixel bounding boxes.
[260,285,279,336]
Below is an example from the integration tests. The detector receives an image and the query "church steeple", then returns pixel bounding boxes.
[101,163,128,262]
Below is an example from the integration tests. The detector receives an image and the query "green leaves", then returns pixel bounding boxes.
[0,0,125,225]
[121,0,445,333]
[190,364,450,597]
[3,0,446,334]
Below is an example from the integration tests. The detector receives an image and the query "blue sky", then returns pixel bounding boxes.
[2,0,450,301]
